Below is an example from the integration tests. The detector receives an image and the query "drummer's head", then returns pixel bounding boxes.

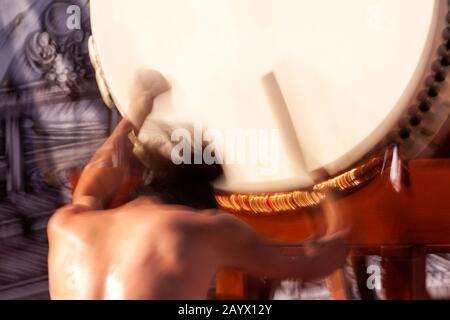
[134,123,223,210]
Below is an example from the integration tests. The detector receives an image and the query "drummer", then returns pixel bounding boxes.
[47,71,348,300]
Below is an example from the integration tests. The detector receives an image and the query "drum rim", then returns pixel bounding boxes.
[214,153,385,215]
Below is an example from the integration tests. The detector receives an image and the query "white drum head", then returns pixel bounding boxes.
[91,0,442,192]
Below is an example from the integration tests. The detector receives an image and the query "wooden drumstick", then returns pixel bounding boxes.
[261,72,318,180]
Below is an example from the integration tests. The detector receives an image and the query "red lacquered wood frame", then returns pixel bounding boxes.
[217,159,450,300]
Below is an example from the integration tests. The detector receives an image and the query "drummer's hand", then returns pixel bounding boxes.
[213,214,349,281]
[127,69,170,130]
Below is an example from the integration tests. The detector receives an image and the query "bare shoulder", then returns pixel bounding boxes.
[47,204,96,238]
[114,200,231,244]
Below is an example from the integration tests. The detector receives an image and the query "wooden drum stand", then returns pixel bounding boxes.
[215,154,450,300]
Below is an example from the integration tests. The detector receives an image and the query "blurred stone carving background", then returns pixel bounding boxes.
[0,0,118,299]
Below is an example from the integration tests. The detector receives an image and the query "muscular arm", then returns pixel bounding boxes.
[48,204,349,300]
[72,70,171,210]
[72,118,146,210]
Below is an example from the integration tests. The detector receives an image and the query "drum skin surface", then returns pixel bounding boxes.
[91,0,443,192]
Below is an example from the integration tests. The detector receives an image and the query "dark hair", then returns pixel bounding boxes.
[134,122,223,210]
[136,162,222,210]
